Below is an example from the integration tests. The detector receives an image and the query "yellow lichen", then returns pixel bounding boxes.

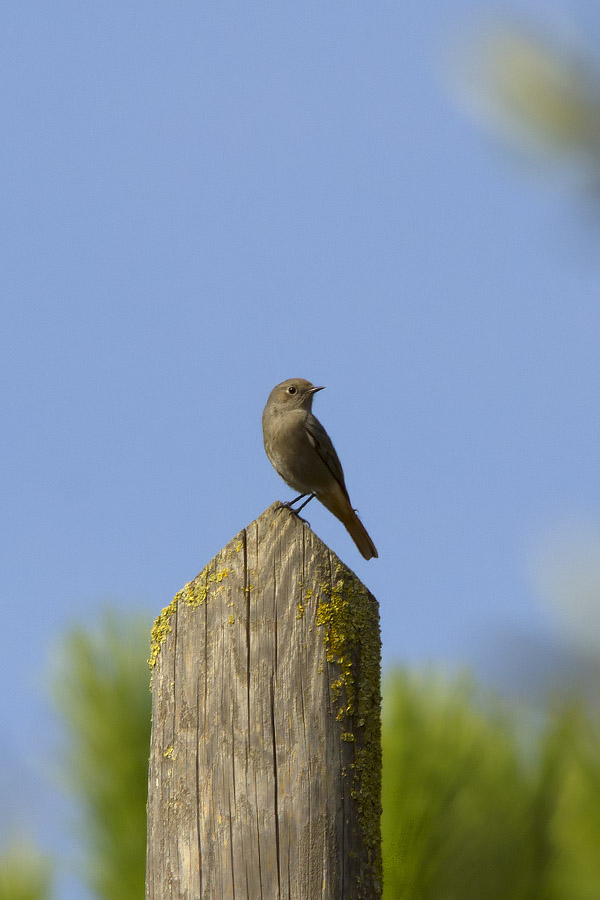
[148,594,179,668]
[182,568,229,608]
[163,745,174,759]
[315,561,382,897]
[148,567,230,669]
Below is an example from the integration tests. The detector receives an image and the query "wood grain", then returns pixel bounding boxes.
[146,503,381,900]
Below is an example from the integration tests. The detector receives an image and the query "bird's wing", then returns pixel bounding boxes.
[304,414,349,496]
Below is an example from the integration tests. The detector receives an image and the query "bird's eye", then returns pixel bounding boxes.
[287,386,297,395]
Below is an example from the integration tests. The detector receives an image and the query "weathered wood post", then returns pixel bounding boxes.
[146,502,381,900]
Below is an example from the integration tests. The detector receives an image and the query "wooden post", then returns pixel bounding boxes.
[146,502,382,900]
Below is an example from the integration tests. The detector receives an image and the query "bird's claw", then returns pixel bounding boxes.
[275,502,311,527]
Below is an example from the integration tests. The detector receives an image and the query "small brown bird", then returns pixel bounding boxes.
[262,378,378,560]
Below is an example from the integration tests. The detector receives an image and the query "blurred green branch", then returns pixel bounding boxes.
[0,841,52,900]
[51,612,151,900]
[382,672,600,900]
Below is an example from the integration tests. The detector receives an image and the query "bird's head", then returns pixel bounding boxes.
[266,378,325,411]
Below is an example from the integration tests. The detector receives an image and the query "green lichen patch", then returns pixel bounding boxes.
[182,568,229,608]
[315,560,383,896]
[148,594,179,669]
[148,567,230,669]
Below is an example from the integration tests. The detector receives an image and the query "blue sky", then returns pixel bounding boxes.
[2,1,600,895]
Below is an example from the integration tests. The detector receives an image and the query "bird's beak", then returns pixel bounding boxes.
[310,385,325,394]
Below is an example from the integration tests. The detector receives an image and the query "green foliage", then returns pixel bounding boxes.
[382,671,536,900]
[0,840,52,900]
[381,670,600,900]
[542,702,600,900]
[51,612,151,900]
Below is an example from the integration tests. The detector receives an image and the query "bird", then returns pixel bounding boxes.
[262,378,378,560]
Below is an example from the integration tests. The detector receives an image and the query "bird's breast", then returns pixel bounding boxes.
[262,409,323,493]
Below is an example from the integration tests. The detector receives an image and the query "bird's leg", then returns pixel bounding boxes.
[283,492,310,509]
[293,493,315,514]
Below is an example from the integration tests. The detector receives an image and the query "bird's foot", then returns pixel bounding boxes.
[276,494,314,527]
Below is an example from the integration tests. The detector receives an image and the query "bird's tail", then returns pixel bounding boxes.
[342,507,378,560]
[319,486,378,560]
